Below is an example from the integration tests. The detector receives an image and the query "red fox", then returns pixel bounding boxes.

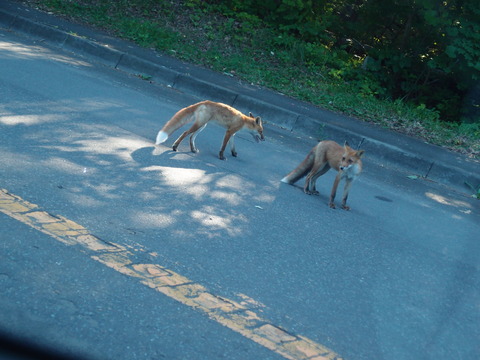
[281,140,365,210]
[155,100,264,160]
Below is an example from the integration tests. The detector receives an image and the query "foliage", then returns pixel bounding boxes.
[465,182,480,199]
[29,0,479,158]
[204,0,480,125]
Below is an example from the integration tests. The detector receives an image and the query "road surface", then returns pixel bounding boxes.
[0,25,479,360]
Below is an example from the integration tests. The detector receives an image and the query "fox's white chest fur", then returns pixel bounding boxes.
[341,163,361,180]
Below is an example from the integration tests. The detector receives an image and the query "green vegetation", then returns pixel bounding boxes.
[465,182,480,199]
[27,0,479,158]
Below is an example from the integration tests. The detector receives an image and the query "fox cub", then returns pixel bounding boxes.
[155,100,264,160]
[281,140,364,210]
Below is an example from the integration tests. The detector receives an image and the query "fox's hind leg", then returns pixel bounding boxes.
[189,124,207,153]
[172,131,187,152]
[172,123,205,152]
[304,163,329,195]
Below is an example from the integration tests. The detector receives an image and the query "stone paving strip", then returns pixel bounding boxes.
[0,188,343,360]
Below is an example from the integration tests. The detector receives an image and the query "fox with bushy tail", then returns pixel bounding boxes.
[281,140,365,210]
[155,100,264,160]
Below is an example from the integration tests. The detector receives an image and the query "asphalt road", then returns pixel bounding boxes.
[1,26,479,360]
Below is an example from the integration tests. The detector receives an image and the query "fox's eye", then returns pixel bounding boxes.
[342,157,346,161]
[348,159,353,163]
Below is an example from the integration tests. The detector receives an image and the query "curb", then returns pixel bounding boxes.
[1,1,479,195]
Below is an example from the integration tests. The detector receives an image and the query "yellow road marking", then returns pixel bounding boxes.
[0,188,343,360]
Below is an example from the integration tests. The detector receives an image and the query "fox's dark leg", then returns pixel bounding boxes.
[305,171,319,195]
[305,163,328,195]
[189,124,207,153]
[310,165,330,195]
[229,135,237,157]
[340,179,354,210]
[304,170,315,194]
[219,130,234,160]
[329,173,342,209]
[172,122,202,152]
[172,131,188,151]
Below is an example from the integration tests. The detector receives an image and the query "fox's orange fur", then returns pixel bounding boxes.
[155,100,264,160]
[281,140,365,210]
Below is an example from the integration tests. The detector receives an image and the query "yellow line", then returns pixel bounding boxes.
[0,188,343,360]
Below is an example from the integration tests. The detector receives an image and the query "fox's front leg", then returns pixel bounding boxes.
[340,179,354,210]
[219,130,234,160]
[329,173,342,209]
[229,136,237,157]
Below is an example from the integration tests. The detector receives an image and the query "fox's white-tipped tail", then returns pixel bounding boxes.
[155,131,169,145]
[280,177,290,184]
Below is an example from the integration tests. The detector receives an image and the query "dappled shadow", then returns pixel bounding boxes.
[425,191,476,214]
[3,31,480,360]
[0,96,274,244]
[417,188,480,225]
[0,38,92,66]
[0,34,278,246]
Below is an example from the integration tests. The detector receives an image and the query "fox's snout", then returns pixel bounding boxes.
[252,132,265,143]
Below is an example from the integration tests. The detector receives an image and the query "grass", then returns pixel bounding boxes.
[25,0,479,159]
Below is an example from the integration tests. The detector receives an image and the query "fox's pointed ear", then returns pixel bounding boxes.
[249,112,255,118]
[344,141,350,148]
[357,150,365,158]
[255,116,262,125]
